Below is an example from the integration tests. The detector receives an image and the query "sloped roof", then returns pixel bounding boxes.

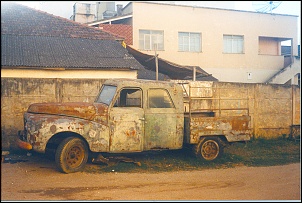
[1,35,141,69]
[1,2,142,70]
[1,2,115,40]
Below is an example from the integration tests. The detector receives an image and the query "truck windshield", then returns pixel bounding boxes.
[95,85,117,105]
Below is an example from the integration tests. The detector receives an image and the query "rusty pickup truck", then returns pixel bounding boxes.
[17,79,251,173]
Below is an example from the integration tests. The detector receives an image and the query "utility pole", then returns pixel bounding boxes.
[193,66,196,81]
[154,44,159,81]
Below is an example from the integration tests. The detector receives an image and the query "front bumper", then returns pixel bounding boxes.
[17,130,32,151]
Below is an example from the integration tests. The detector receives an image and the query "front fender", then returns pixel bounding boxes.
[25,113,110,153]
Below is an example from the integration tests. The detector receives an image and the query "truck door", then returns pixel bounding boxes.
[144,88,179,150]
[109,88,144,152]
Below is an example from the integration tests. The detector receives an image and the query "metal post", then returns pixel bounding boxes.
[193,66,196,81]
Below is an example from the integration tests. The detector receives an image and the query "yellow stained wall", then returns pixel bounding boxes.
[1,77,300,150]
[131,2,298,83]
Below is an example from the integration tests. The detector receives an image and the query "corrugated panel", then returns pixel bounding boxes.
[1,35,141,69]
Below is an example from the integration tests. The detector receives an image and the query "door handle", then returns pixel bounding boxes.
[139,118,145,121]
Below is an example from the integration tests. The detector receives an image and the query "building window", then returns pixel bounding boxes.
[139,30,164,51]
[223,35,244,53]
[178,32,201,52]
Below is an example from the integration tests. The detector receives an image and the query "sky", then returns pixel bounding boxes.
[9,1,302,44]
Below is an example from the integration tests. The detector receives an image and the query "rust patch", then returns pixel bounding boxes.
[27,102,109,122]
[154,125,160,133]
[30,133,36,141]
[33,142,41,146]
[125,127,136,137]
[50,125,56,133]
[230,117,249,131]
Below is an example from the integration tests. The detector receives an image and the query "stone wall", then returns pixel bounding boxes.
[1,78,300,150]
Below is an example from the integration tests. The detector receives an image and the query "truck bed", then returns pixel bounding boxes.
[174,80,252,144]
[184,113,251,144]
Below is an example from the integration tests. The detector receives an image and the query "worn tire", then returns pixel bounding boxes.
[193,136,224,161]
[55,137,88,174]
[45,147,56,160]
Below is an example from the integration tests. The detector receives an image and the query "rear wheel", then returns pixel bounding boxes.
[55,137,88,173]
[194,136,224,161]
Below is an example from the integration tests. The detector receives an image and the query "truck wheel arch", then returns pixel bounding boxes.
[45,132,90,159]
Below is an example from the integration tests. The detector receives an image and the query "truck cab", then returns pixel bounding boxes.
[17,79,185,173]
[96,78,185,152]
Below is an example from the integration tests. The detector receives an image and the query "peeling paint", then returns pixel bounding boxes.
[186,115,251,143]
[20,79,252,156]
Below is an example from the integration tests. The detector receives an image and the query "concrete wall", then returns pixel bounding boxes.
[1,78,300,150]
[253,83,299,138]
[73,2,96,23]
[176,80,300,139]
[1,78,106,150]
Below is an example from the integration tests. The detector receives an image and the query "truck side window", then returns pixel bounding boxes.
[95,85,117,105]
[114,88,142,108]
[148,89,175,108]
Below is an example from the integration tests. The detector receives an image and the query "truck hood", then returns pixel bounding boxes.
[27,102,108,121]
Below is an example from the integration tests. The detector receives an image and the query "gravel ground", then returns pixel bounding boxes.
[1,152,301,201]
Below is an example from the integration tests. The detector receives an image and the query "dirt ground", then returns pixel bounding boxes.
[1,152,301,201]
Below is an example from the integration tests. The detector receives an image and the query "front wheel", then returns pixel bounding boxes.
[193,136,224,161]
[55,137,88,173]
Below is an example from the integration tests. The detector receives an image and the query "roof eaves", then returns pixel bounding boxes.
[87,13,133,26]
[1,65,138,70]
[134,1,299,17]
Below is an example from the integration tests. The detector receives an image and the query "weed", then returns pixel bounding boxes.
[83,138,300,173]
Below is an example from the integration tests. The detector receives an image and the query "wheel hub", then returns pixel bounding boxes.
[202,140,219,160]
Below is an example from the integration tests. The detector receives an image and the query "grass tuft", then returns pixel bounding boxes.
[84,138,300,173]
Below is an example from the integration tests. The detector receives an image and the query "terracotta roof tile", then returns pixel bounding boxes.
[99,24,133,45]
